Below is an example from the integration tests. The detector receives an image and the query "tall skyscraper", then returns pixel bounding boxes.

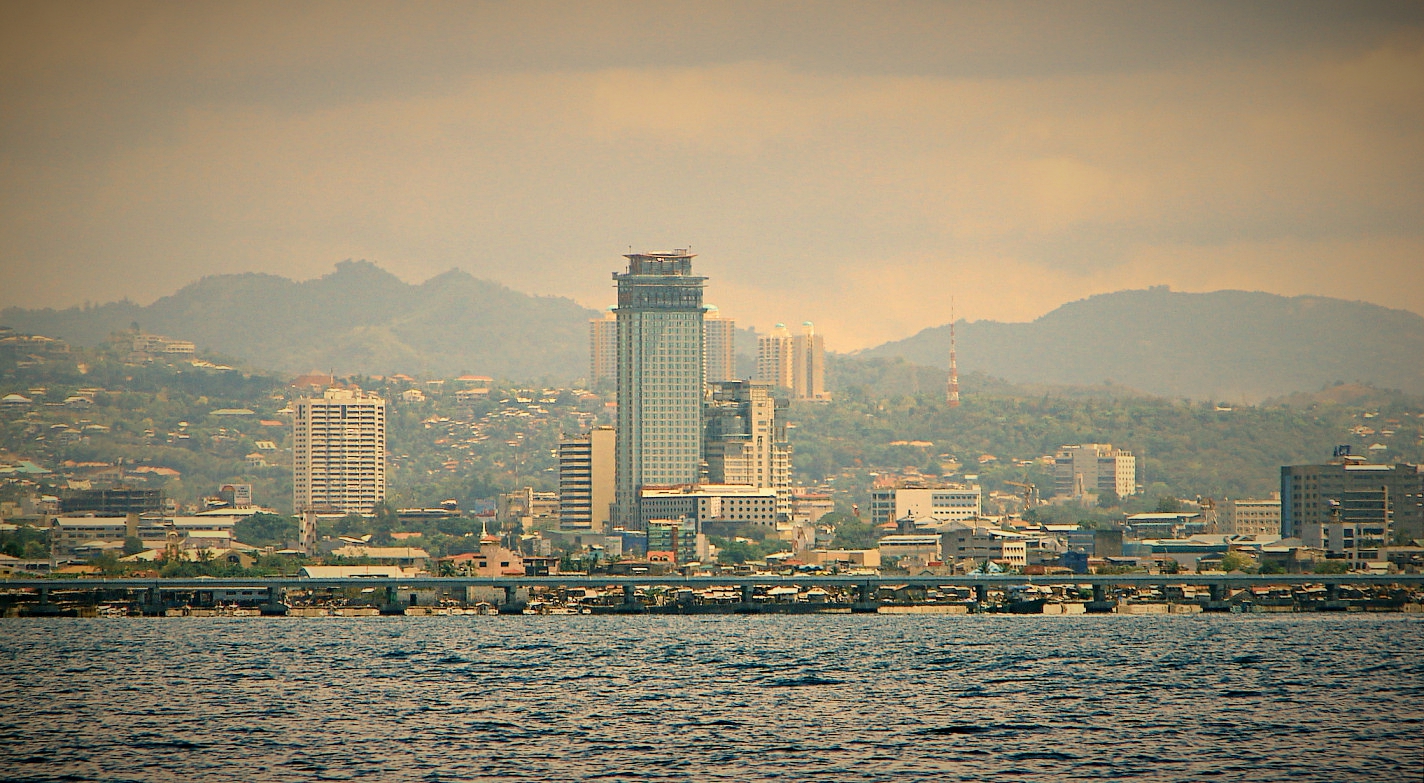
[613,251,706,529]
[703,305,737,384]
[558,426,616,532]
[293,388,387,514]
[704,380,792,513]
[589,309,618,386]
[756,323,794,390]
[792,321,829,401]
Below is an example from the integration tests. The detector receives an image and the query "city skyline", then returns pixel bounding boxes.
[2,3,1421,350]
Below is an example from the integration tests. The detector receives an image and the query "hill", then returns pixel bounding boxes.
[859,288,1424,401]
[0,261,600,380]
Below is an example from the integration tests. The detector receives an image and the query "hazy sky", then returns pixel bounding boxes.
[2,1,1422,349]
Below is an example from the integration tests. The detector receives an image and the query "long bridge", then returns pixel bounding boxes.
[5,573,1423,616]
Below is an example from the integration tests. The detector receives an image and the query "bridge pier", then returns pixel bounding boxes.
[498,585,527,615]
[851,582,878,613]
[1086,583,1116,614]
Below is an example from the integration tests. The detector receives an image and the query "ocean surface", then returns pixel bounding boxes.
[2,614,1422,782]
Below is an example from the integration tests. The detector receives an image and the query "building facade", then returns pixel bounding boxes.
[792,322,829,401]
[1300,487,1391,568]
[703,380,792,513]
[1281,459,1423,540]
[870,484,982,527]
[613,251,706,529]
[558,426,616,533]
[639,484,780,530]
[756,323,794,391]
[293,388,387,515]
[703,305,737,384]
[1219,498,1282,537]
[756,321,829,401]
[1053,443,1137,499]
[589,309,618,386]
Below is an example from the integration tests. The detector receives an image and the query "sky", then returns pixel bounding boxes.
[1,1,1422,350]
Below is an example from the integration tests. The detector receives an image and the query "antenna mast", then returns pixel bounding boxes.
[947,297,960,408]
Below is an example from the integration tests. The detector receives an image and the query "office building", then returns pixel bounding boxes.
[293,388,387,515]
[589,309,618,386]
[1219,497,1282,537]
[870,484,982,527]
[558,426,616,533]
[1300,487,1391,568]
[703,306,737,384]
[639,484,780,531]
[1282,457,1423,540]
[1053,444,1137,499]
[613,251,706,529]
[704,380,792,513]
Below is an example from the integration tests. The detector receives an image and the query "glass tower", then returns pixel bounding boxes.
[614,251,706,529]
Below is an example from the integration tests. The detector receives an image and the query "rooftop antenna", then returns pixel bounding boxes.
[947,297,960,408]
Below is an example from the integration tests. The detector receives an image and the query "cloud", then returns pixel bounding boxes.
[0,3,1420,353]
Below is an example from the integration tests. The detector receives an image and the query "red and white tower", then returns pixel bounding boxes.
[947,299,960,408]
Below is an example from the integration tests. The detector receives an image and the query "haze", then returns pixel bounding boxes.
[2,1,1422,350]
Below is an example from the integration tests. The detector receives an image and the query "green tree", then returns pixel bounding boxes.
[1219,550,1255,573]
[1313,560,1350,574]
[122,536,146,556]
[235,513,297,547]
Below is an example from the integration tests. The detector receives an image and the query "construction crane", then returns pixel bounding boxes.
[1003,480,1039,509]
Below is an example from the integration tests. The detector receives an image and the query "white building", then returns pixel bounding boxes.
[293,388,387,515]
[703,305,737,384]
[703,381,792,514]
[870,485,982,527]
[1053,444,1136,499]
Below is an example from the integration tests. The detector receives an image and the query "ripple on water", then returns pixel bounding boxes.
[0,614,1421,782]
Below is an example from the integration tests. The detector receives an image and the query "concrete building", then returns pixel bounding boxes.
[869,484,982,528]
[558,426,616,533]
[756,321,829,401]
[1281,457,1423,540]
[792,322,830,401]
[613,251,706,529]
[756,323,794,391]
[589,309,618,386]
[293,388,387,515]
[703,380,792,513]
[939,525,1028,568]
[639,484,780,531]
[703,306,737,384]
[1219,497,1282,537]
[1300,487,1391,569]
[1053,444,1137,499]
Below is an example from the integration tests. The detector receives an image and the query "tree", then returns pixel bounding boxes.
[122,536,146,556]
[1313,560,1350,574]
[235,513,296,547]
[1097,490,1120,509]
[1219,550,1255,573]
[1155,495,1183,513]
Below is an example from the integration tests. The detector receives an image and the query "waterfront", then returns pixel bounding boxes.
[2,615,1421,781]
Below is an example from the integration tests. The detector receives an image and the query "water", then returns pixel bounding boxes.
[2,614,1421,782]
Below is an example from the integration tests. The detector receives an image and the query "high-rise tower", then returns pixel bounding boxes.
[589,309,618,386]
[793,321,829,401]
[613,251,706,529]
[703,305,737,384]
[293,388,387,514]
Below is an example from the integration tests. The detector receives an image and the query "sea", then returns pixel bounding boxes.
[2,614,1421,782]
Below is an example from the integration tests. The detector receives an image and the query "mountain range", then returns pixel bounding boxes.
[0,261,598,380]
[859,287,1424,401]
[4,265,1421,400]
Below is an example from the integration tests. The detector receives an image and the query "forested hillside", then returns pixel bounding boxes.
[861,288,1424,400]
